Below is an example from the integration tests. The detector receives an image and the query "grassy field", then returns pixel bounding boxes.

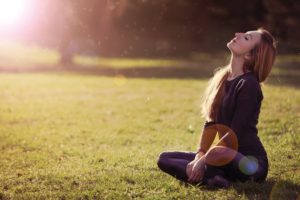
[0,40,299,199]
[0,70,299,199]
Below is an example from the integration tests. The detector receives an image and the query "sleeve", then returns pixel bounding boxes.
[230,79,261,140]
[203,121,216,129]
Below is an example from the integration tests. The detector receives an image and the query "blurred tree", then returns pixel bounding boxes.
[22,0,300,63]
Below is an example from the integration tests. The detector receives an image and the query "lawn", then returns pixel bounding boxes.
[0,69,299,199]
[0,39,299,200]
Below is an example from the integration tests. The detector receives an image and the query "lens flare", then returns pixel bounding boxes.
[203,123,238,166]
[238,155,259,175]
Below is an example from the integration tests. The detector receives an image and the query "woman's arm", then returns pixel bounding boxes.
[195,122,218,159]
[186,122,217,181]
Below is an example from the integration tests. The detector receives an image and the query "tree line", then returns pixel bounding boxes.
[10,0,299,63]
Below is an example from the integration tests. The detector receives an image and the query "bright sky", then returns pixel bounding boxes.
[0,0,28,27]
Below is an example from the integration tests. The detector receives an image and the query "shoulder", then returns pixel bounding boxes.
[235,72,263,99]
[236,72,260,90]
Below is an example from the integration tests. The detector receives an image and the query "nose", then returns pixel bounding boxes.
[235,32,244,37]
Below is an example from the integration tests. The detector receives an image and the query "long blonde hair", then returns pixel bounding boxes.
[201,28,277,122]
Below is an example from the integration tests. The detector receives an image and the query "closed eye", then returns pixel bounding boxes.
[245,34,253,41]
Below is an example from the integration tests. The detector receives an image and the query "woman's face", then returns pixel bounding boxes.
[227,31,262,56]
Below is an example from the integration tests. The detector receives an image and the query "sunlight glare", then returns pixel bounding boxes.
[0,0,27,26]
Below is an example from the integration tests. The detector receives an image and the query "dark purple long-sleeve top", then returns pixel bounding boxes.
[204,71,267,157]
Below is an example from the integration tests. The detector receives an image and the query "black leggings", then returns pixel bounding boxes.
[157,151,268,184]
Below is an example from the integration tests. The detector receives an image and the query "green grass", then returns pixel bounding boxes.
[0,72,299,199]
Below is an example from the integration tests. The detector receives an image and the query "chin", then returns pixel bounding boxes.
[227,42,233,50]
[227,44,238,55]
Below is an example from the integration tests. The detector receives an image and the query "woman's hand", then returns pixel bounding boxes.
[187,156,206,183]
[186,159,197,178]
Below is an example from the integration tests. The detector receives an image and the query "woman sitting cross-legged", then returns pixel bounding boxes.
[157,28,277,188]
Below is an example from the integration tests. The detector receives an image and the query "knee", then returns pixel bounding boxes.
[158,152,169,159]
[157,151,172,162]
[157,152,170,169]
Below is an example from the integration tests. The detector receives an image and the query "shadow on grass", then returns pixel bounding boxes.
[197,178,299,200]
[0,62,299,88]
[0,63,214,79]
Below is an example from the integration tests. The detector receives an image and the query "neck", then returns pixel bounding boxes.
[229,54,245,77]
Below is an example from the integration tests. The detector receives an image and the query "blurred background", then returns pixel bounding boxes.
[0,0,299,74]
